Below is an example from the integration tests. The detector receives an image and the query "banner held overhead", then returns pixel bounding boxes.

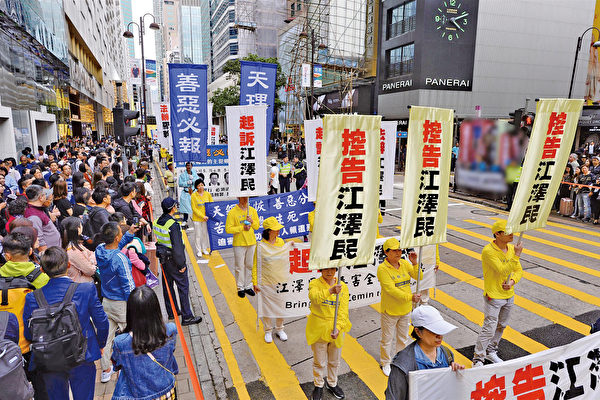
[240,61,277,150]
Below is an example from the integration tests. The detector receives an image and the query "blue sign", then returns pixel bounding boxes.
[175,145,229,168]
[206,189,314,250]
[398,131,408,138]
[239,61,277,150]
[168,63,208,164]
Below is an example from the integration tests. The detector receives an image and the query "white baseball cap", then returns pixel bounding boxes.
[411,305,457,335]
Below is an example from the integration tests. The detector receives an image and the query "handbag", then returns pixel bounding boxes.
[147,352,177,400]
[145,269,159,289]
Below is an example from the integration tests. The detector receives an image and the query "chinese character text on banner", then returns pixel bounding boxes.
[400,106,454,249]
[226,105,268,197]
[309,115,382,269]
[304,118,323,202]
[240,61,277,150]
[380,121,397,200]
[168,63,208,164]
[506,98,584,234]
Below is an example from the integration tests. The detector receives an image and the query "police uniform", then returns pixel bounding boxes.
[293,161,306,190]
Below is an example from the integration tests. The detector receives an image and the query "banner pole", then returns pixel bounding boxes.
[413,246,423,310]
[332,267,342,334]
[516,231,524,246]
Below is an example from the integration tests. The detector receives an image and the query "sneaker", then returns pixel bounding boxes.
[101,367,113,383]
[264,332,273,343]
[245,288,256,296]
[382,364,391,376]
[203,249,210,255]
[325,381,345,399]
[485,353,503,364]
[311,386,323,400]
[276,330,288,341]
[472,360,484,368]
[197,251,202,257]
[237,290,246,298]
[181,316,202,326]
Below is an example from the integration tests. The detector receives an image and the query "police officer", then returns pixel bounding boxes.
[292,156,307,190]
[153,197,202,325]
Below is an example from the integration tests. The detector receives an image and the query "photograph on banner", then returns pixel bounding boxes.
[226,105,268,197]
[309,115,382,269]
[206,189,313,250]
[240,61,277,148]
[505,99,584,234]
[409,331,600,399]
[380,120,397,200]
[129,58,141,85]
[199,166,229,199]
[399,106,454,249]
[168,63,208,164]
[304,118,323,202]
[456,119,528,194]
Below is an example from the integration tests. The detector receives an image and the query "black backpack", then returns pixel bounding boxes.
[0,311,34,400]
[28,283,87,372]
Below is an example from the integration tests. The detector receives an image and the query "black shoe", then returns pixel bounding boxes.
[237,290,246,298]
[167,311,182,320]
[325,381,345,399]
[181,316,202,326]
[245,288,256,296]
[311,386,323,400]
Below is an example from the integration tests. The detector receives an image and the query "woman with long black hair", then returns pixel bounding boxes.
[62,216,96,283]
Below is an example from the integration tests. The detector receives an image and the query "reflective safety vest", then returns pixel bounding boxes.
[279,163,291,175]
[293,165,305,176]
[153,218,178,248]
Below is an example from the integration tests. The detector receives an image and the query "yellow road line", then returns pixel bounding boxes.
[488,217,600,248]
[205,250,306,399]
[464,219,600,260]
[446,223,600,278]
[182,233,251,400]
[438,242,591,335]
[434,289,548,354]
[544,220,600,238]
[441,242,600,308]
[342,336,387,399]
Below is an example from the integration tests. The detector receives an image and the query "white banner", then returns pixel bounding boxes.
[301,63,311,88]
[208,125,220,145]
[380,120,397,200]
[226,105,268,197]
[198,165,229,199]
[128,58,142,85]
[304,118,323,202]
[256,237,436,319]
[409,332,600,399]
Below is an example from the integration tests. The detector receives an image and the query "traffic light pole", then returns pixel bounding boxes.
[139,15,148,156]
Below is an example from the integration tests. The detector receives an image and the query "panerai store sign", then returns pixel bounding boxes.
[424,77,471,89]
[382,79,413,91]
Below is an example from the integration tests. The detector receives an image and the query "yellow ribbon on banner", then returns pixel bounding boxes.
[506,99,584,234]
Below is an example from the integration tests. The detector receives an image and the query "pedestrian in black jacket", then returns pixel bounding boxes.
[111,183,143,226]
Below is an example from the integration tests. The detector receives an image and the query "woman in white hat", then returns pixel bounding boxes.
[252,216,294,343]
[385,305,464,400]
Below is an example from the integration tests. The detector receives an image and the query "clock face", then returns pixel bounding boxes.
[434,0,469,41]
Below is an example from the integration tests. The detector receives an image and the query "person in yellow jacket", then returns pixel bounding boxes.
[376,209,383,238]
[306,267,351,400]
[225,197,260,298]
[377,237,421,377]
[252,217,294,343]
[190,179,213,258]
[472,219,523,367]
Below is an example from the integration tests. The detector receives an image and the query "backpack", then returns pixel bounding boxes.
[0,312,34,400]
[28,283,87,372]
[0,267,42,353]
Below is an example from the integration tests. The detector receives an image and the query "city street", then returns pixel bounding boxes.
[173,174,600,399]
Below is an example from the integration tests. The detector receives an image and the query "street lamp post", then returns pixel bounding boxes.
[124,14,160,154]
[568,27,600,99]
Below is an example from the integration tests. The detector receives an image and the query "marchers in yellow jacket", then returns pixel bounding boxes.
[225,205,260,246]
[377,258,421,316]
[190,190,213,222]
[481,242,523,300]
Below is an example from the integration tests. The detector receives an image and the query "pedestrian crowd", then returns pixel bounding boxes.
[0,138,199,400]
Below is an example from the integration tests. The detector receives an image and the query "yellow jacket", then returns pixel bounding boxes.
[190,190,213,222]
[252,237,285,286]
[308,210,314,232]
[225,205,260,246]
[305,277,352,348]
[377,258,421,316]
[376,209,383,237]
[482,242,523,299]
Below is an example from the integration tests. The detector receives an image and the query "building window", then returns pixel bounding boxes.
[386,43,414,78]
[388,0,416,39]
[229,43,238,55]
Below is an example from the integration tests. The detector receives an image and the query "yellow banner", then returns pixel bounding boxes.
[309,115,382,269]
[400,106,454,249]
[506,99,584,234]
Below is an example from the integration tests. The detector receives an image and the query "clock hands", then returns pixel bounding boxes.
[453,12,469,21]
[450,18,464,31]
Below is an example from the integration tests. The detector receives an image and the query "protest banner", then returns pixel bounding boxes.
[174,145,229,198]
[304,118,323,202]
[309,115,382,270]
[208,125,220,145]
[506,99,584,234]
[226,105,268,197]
[205,189,313,250]
[409,331,600,399]
[400,106,454,249]
[145,59,157,85]
[129,58,141,85]
[240,61,277,148]
[380,120,397,200]
[168,63,208,164]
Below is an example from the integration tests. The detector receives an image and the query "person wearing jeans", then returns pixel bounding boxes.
[472,220,523,368]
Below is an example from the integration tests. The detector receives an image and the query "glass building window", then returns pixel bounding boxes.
[386,43,414,78]
[388,0,416,39]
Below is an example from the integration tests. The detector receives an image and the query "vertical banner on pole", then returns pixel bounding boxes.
[505,98,584,234]
[304,118,323,202]
[226,105,268,197]
[380,120,397,200]
[400,106,454,249]
[309,115,382,270]
[168,63,208,164]
[240,61,277,150]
